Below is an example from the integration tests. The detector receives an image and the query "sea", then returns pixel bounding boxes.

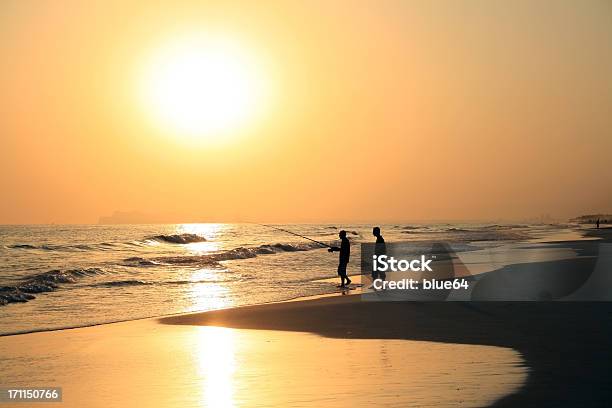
[0,223,589,335]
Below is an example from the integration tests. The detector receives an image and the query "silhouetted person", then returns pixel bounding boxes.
[597,219,600,229]
[372,226,387,281]
[329,230,351,287]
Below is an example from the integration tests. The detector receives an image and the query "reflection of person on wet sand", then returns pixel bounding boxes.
[329,230,351,287]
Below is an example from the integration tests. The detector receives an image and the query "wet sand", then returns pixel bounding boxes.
[161,297,612,407]
[2,299,608,407]
[0,316,525,407]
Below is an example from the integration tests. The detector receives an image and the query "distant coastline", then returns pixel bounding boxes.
[570,214,612,224]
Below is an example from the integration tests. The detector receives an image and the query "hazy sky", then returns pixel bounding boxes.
[1,0,611,224]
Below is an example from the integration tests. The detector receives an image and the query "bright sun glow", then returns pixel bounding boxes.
[140,34,267,142]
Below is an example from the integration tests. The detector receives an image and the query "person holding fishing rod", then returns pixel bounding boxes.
[329,230,351,287]
[258,224,351,287]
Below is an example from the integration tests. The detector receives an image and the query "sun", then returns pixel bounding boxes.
[139,34,267,142]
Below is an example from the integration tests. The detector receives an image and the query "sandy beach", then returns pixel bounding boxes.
[2,294,611,407]
[0,310,527,408]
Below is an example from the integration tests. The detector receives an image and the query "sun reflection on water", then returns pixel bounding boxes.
[187,281,233,312]
[177,223,226,253]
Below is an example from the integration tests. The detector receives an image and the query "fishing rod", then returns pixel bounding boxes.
[257,224,333,249]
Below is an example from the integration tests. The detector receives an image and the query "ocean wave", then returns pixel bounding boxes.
[147,233,207,244]
[161,279,227,285]
[399,226,531,241]
[89,278,230,289]
[481,224,529,230]
[7,244,58,250]
[93,280,150,287]
[6,243,121,251]
[7,235,208,251]
[128,241,328,268]
[123,257,164,267]
[0,268,107,306]
[466,231,531,241]
[7,244,38,249]
[452,230,530,241]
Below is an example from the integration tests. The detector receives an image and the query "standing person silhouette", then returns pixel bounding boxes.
[372,227,387,282]
[329,230,351,287]
[597,218,600,229]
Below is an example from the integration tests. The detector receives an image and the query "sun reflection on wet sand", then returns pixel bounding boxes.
[196,327,236,408]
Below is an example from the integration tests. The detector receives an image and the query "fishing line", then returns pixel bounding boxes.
[256,223,333,248]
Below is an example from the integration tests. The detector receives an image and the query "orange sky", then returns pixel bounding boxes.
[1,0,610,224]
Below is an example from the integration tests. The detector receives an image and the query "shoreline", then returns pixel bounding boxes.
[1,227,609,338]
[0,290,351,338]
